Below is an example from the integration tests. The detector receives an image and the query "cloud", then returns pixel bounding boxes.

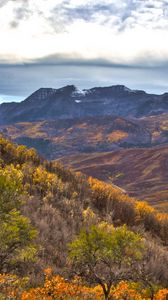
[10,6,31,28]
[1,62,168,102]
[0,0,10,8]
[0,0,32,28]
[51,2,115,22]
[1,0,168,97]
[48,1,129,32]
[3,0,168,33]
[47,0,168,32]
[21,52,168,69]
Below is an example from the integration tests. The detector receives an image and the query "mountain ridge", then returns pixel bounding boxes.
[0,84,168,211]
[1,84,168,124]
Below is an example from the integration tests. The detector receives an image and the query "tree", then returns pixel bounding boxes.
[68,223,145,300]
[0,164,23,215]
[0,210,37,273]
[0,164,37,274]
[130,238,168,300]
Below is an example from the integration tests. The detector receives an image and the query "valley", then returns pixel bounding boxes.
[59,145,168,212]
[0,85,168,212]
[1,1,168,297]
[0,85,168,297]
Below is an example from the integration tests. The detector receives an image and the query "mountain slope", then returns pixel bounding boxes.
[1,85,168,213]
[1,113,168,160]
[1,85,168,124]
[59,145,168,212]
[0,135,168,243]
[0,115,151,159]
[0,135,168,292]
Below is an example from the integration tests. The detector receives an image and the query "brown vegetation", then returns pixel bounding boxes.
[0,135,168,297]
[60,145,168,212]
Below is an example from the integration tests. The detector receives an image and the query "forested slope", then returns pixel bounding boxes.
[0,135,168,299]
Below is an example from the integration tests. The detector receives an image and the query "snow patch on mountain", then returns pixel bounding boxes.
[72,88,88,97]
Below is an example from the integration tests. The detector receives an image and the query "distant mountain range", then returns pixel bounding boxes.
[0,84,168,124]
[0,84,168,211]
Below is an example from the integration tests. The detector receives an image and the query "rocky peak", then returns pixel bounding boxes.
[56,85,77,96]
[24,88,57,103]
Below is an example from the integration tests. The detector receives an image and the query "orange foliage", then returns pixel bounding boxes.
[88,177,168,243]
[21,274,100,300]
[0,272,167,300]
[110,281,145,300]
[21,275,168,300]
[156,289,168,300]
[107,130,128,142]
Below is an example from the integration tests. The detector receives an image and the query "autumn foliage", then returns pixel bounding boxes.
[0,272,167,300]
[0,135,168,298]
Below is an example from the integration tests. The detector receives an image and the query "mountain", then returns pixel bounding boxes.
[0,115,152,159]
[0,84,168,211]
[1,113,168,160]
[0,85,168,294]
[59,145,168,213]
[0,135,168,291]
[1,85,168,124]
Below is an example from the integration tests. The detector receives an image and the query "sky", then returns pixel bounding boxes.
[0,0,168,102]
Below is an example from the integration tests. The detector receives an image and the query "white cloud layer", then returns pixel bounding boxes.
[0,0,168,66]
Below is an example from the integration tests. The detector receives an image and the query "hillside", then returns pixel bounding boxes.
[1,113,168,159]
[59,145,168,212]
[0,136,168,298]
[0,115,151,159]
[0,89,168,214]
[139,113,168,145]
[0,85,168,213]
[2,112,167,211]
[0,135,168,241]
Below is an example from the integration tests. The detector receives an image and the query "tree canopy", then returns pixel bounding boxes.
[69,223,145,300]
